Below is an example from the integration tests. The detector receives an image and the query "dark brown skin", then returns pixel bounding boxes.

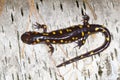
[21,15,111,67]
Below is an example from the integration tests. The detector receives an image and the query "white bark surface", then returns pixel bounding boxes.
[0,0,120,80]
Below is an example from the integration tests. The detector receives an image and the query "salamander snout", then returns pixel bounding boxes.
[21,32,35,44]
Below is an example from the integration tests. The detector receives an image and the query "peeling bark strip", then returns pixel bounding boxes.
[0,0,5,15]
[0,0,120,80]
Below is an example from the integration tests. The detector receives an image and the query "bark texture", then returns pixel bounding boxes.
[0,0,120,80]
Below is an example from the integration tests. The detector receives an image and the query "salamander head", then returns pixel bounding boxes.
[21,31,39,44]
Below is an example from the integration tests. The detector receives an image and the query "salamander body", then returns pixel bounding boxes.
[21,15,111,67]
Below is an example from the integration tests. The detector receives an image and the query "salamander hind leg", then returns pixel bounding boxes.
[74,39,86,49]
[74,40,86,49]
[46,42,54,55]
[33,22,47,32]
[74,35,88,49]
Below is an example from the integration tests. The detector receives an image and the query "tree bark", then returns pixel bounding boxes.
[0,0,120,80]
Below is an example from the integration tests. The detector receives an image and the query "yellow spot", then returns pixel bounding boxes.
[52,31,56,34]
[52,41,56,43]
[87,25,90,27]
[82,32,84,36]
[79,25,83,28]
[46,40,50,42]
[106,37,110,41]
[88,31,90,34]
[43,33,49,35]
[90,52,94,55]
[95,27,99,31]
[82,40,85,44]
[60,40,64,43]
[72,37,75,40]
[102,29,106,32]
[66,29,72,32]
[66,29,69,32]
[36,38,40,43]
[59,30,63,34]
[80,56,84,58]
[75,37,78,40]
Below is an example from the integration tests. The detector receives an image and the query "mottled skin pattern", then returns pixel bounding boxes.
[21,15,111,68]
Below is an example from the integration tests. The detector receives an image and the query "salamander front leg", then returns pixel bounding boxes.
[46,43,54,54]
[33,22,47,33]
[33,23,55,54]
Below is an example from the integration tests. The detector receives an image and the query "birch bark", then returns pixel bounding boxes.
[0,0,120,80]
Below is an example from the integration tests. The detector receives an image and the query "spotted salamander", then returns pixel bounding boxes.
[21,14,111,68]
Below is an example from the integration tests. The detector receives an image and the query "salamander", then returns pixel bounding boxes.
[21,14,111,67]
